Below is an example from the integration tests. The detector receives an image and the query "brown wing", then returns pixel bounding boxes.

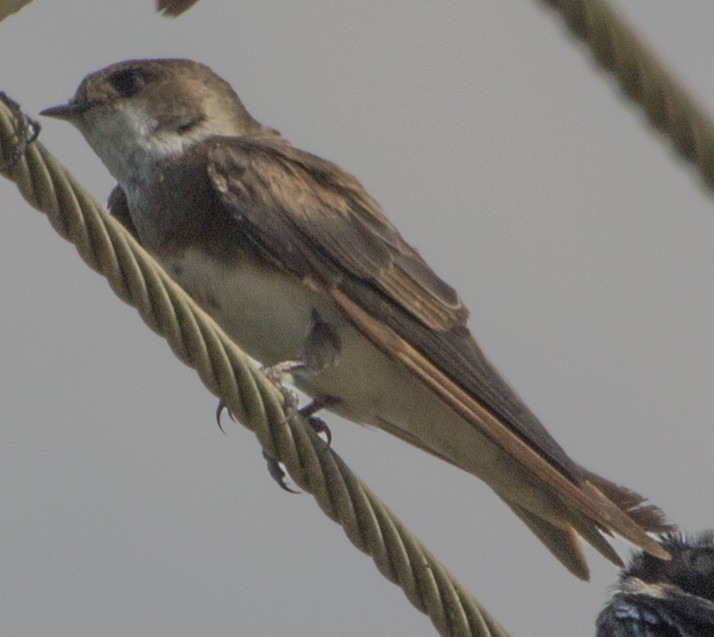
[202,136,668,560]
[206,137,466,330]
[329,286,669,560]
[205,136,580,478]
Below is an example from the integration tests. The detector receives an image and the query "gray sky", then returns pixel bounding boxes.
[1,2,713,636]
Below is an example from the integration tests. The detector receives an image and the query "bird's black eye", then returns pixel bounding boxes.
[109,68,146,97]
[176,115,205,134]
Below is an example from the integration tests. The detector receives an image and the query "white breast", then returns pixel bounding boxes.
[160,247,332,365]
[158,248,432,429]
[157,248,553,513]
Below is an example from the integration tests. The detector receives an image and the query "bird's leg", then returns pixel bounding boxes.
[260,398,335,492]
[262,310,341,379]
[258,312,340,490]
[215,312,340,433]
[215,313,339,489]
[298,397,336,447]
[261,310,341,411]
[216,396,336,446]
[262,449,300,494]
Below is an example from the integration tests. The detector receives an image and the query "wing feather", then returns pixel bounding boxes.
[207,138,465,329]
[205,136,581,475]
[201,135,669,560]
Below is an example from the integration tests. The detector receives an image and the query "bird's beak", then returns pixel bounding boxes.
[40,101,90,121]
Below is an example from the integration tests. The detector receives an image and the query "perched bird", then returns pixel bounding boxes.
[597,532,714,636]
[41,58,672,579]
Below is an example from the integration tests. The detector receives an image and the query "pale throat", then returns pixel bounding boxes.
[79,102,214,191]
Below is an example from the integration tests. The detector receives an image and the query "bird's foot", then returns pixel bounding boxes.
[260,401,332,493]
[299,398,334,447]
[262,449,299,494]
[261,360,303,412]
[215,399,237,434]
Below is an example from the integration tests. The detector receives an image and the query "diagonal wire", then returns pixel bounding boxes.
[538,0,714,194]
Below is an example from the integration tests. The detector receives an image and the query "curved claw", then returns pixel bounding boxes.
[299,398,335,447]
[215,401,227,433]
[262,449,300,494]
[307,415,332,447]
[215,399,236,434]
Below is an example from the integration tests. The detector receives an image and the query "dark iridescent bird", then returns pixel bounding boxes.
[41,58,672,579]
[597,532,714,636]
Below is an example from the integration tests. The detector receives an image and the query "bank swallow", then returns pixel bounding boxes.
[41,58,672,579]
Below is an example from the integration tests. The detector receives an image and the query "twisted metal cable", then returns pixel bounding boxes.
[538,0,714,193]
[0,96,510,637]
